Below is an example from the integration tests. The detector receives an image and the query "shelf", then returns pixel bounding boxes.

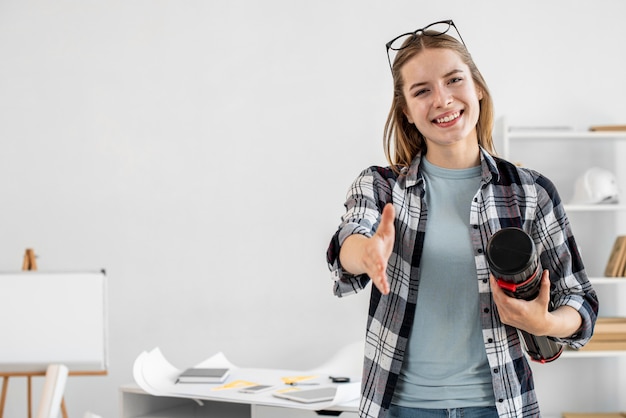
[507,130,626,140]
[560,349,626,358]
[500,118,626,414]
[564,204,626,212]
[589,277,626,284]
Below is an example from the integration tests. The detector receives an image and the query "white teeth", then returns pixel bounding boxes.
[436,112,460,124]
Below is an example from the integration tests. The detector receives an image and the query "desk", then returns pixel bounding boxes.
[131,347,362,417]
[119,384,359,418]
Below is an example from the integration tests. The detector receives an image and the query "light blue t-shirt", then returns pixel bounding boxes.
[392,157,495,408]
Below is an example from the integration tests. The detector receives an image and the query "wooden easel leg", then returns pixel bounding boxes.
[23,249,36,418]
[27,375,32,418]
[61,398,68,418]
[19,249,70,418]
[0,376,9,418]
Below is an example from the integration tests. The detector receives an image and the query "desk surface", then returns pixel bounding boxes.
[120,384,359,418]
[133,348,361,413]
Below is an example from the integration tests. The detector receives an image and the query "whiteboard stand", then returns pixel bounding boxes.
[0,249,108,418]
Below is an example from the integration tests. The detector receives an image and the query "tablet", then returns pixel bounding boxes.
[272,386,337,403]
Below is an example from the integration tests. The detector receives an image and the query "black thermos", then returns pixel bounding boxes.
[486,227,563,363]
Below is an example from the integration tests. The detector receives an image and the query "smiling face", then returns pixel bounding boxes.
[400,48,483,164]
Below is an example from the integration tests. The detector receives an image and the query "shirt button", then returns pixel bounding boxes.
[488,338,493,343]
[477,248,483,254]
[493,368,499,373]
[472,224,479,229]
[483,308,490,313]
[498,399,504,403]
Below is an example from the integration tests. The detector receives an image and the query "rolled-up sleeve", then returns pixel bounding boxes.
[534,175,599,348]
[326,167,394,297]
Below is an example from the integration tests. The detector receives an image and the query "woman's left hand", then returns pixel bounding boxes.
[489,270,552,336]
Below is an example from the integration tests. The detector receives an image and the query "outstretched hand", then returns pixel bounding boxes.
[338,203,396,295]
[363,204,396,295]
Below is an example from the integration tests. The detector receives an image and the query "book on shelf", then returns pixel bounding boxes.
[604,236,626,277]
[595,317,626,331]
[175,367,230,383]
[578,318,626,351]
[593,317,626,338]
[589,125,626,132]
[508,125,573,132]
[579,340,626,351]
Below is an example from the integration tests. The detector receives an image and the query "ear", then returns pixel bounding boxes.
[403,108,414,124]
[477,87,484,101]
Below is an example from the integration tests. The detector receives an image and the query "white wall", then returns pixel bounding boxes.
[0,1,625,417]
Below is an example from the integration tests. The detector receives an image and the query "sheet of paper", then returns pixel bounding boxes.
[132,346,360,410]
[308,340,363,380]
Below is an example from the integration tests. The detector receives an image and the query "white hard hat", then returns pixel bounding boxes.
[570,167,619,204]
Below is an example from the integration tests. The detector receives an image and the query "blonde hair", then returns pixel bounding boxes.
[383,33,495,172]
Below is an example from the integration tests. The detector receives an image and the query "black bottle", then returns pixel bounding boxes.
[486,227,563,363]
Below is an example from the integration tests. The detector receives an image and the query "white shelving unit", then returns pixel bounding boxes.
[499,118,626,416]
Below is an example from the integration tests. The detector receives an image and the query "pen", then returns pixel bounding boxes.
[287,382,319,386]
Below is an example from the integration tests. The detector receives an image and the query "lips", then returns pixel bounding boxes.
[434,110,462,124]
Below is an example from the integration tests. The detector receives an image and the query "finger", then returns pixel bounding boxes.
[375,273,390,295]
[380,279,390,295]
[367,257,389,295]
[377,204,395,238]
[371,204,393,296]
[489,275,503,299]
[537,269,551,305]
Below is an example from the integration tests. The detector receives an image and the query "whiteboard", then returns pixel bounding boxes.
[0,271,108,373]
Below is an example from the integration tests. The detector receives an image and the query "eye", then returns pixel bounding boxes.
[413,88,429,97]
[449,77,463,85]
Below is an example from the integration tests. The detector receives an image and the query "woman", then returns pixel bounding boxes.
[326,20,598,418]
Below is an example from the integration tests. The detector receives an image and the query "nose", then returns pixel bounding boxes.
[433,86,453,108]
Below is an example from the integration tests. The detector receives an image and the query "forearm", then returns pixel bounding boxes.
[491,274,583,339]
[339,234,370,276]
[544,305,583,339]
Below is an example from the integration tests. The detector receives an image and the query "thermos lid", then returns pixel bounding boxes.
[486,228,536,276]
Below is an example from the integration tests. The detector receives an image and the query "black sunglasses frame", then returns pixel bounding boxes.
[385,20,466,71]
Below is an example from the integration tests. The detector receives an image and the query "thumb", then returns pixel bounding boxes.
[377,204,395,238]
[537,269,551,305]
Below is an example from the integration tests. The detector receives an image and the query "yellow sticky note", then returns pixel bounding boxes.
[275,387,300,394]
[281,375,318,385]
[211,379,256,391]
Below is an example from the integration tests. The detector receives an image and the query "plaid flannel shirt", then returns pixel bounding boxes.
[327,149,598,418]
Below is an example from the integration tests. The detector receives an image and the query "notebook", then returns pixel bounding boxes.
[175,367,230,383]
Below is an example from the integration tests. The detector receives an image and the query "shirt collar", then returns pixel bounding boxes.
[402,146,500,188]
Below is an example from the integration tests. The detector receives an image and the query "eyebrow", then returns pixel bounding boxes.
[407,68,465,91]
